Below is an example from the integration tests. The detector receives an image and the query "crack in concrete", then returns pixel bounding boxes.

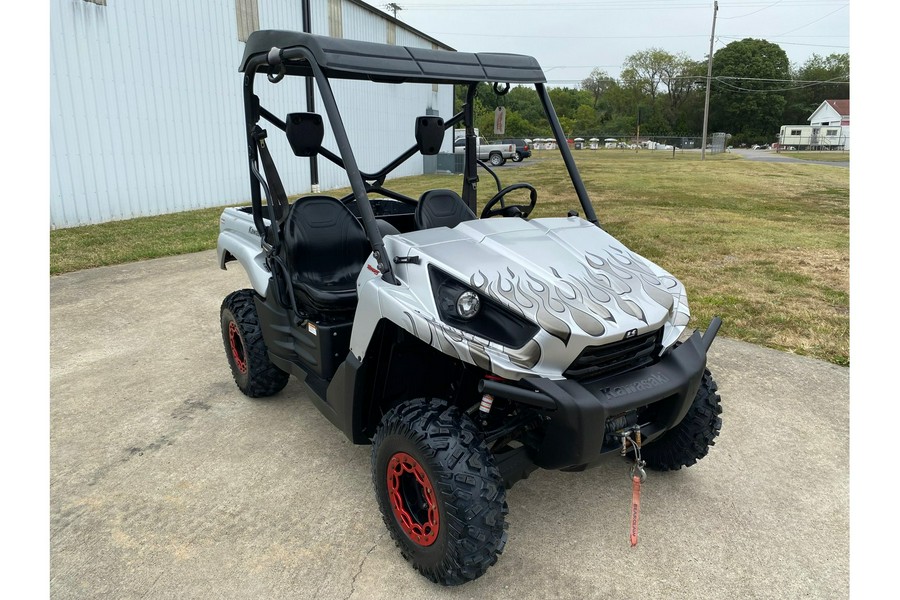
[345,536,381,600]
[139,570,164,600]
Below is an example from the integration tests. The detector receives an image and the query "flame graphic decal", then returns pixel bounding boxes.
[395,244,683,377]
[466,247,681,346]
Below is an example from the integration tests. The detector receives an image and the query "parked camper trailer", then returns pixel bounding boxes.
[778,125,849,150]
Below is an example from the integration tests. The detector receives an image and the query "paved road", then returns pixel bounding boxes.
[50,251,849,599]
[730,148,849,168]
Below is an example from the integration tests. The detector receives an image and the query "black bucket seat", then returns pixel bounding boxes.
[282,196,370,314]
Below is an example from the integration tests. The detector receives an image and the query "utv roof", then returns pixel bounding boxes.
[240,30,546,85]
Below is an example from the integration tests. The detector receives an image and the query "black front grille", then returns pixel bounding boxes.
[564,328,664,382]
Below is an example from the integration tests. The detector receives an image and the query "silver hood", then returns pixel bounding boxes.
[360,216,690,380]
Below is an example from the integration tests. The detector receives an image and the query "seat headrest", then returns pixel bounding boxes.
[415,189,476,230]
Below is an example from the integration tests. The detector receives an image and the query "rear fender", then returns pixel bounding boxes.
[217,231,270,297]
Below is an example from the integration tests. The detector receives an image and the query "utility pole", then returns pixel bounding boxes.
[635,106,641,153]
[701,1,718,161]
[385,3,402,19]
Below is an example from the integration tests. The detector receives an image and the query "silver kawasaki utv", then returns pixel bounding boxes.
[217,30,723,585]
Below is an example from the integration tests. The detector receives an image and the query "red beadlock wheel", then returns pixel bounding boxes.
[387,451,440,546]
[220,289,289,398]
[228,321,248,374]
[372,399,508,584]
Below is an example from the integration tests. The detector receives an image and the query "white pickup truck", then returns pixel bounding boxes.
[453,128,516,166]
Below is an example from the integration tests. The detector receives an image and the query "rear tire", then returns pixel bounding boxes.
[489,152,505,166]
[643,368,722,471]
[220,289,289,398]
[512,151,522,162]
[372,398,508,585]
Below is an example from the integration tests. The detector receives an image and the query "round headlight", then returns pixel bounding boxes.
[456,291,481,320]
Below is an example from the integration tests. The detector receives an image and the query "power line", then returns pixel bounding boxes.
[544,65,621,70]
[430,31,848,43]
[430,31,711,39]
[716,76,848,83]
[713,79,827,93]
[718,35,848,48]
[719,0,783,20]
[543,76,848,87]
[772,3,848,36]
[542,70,848,80]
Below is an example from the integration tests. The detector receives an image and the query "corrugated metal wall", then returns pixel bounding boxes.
[50,0,453,228]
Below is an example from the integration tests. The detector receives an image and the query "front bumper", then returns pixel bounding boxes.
[498,320,720,470]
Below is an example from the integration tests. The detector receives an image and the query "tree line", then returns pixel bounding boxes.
[456,39,849,147]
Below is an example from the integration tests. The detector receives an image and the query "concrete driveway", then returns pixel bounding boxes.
[50,251,849,599]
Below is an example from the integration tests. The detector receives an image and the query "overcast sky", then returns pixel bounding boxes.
[392,0,850,85]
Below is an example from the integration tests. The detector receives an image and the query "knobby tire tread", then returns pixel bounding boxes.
[372,398,508,585]
[642,369,722,471]
[221,289,289,398]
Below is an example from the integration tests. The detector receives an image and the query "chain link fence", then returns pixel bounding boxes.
[487,131,851,157]
[523,134,730,153]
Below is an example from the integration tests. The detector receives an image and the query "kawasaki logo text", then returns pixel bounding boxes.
[598,373,669,401]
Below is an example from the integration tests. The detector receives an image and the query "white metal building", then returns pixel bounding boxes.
[809,99,850,127]
[50,0,454,228]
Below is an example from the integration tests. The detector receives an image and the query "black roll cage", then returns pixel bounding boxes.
[240,31,599,286]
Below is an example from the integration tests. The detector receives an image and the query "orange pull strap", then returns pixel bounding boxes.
[630,475,641,547]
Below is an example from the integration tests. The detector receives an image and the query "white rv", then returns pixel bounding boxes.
[778,125,849,150]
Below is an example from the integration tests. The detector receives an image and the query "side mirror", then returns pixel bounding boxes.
[415,116,445,156]
[285,113,324,157]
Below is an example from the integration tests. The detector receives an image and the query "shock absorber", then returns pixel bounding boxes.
[479,393,494,415]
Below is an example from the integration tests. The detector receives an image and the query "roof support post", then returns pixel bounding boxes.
[301,0,320,191]
[303,51,397,284]
[242,70,270,243]
[462,83,479,213]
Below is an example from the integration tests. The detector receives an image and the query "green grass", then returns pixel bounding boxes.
[50,149,849,365]
[50,206,232,276]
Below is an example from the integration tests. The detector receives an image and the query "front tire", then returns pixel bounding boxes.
[220,289,289,398]
[643,368,722,471]
[372,398,508,585]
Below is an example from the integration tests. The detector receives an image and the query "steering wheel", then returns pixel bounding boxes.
[480,183,538,219]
